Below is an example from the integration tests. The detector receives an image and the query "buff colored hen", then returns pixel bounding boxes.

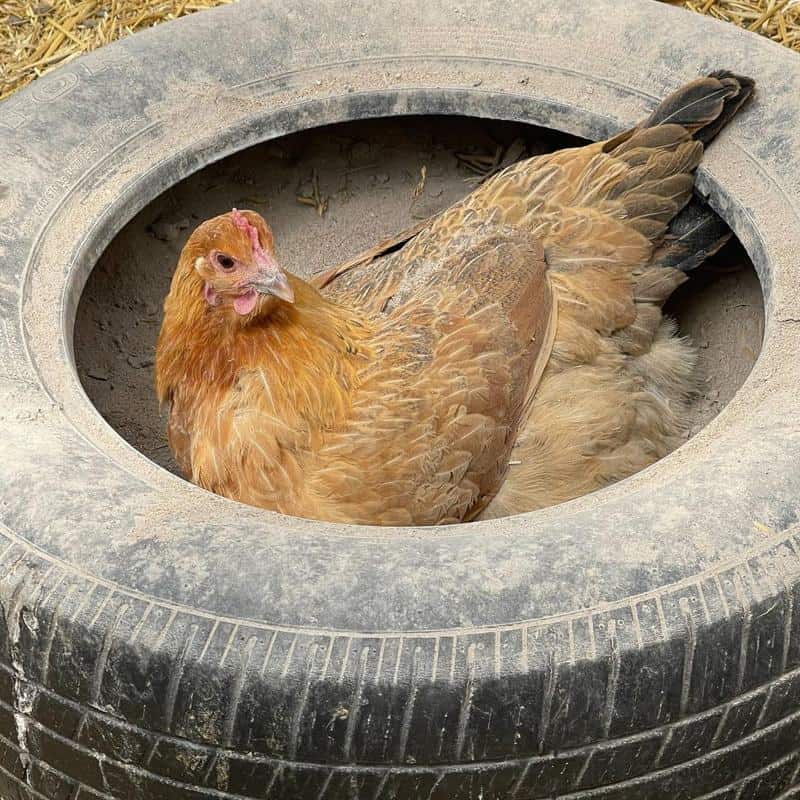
[156,72,753,525]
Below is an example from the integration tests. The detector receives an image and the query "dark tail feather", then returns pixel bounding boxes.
[649,196,732,272]
[643,70,754,145]
[643,71,753,271]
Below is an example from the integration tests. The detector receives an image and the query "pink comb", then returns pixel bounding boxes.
[231,208,266,258]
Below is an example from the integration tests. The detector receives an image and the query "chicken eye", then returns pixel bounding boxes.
[215,253,236,271]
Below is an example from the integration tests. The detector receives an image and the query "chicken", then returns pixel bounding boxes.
[156,71,753,525]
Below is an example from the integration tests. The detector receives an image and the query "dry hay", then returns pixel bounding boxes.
[664,0,800,49]
[0,0,235,100]
[0,0,798,101]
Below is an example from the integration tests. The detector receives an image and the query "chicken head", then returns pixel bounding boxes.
[189,208,293,318]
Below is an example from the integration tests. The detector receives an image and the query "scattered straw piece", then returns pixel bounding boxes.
[296,169,329,216]
[411,165,428,201]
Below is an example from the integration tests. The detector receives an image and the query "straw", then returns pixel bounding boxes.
[664,0,800,50]
[0,0,235,101]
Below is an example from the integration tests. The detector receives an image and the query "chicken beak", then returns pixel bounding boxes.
[253,270,294,303]
[251,254,295,303]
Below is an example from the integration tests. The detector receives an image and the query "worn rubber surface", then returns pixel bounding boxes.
[0,0,800,797]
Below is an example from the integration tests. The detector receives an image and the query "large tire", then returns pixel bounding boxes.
[1,1,799,797]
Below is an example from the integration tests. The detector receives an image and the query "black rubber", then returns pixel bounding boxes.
[2,547,800,799]
[1,0,800,798]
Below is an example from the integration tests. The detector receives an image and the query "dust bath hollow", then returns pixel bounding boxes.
[73,114,765,499]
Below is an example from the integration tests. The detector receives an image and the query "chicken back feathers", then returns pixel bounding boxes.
[157,71,753,524]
